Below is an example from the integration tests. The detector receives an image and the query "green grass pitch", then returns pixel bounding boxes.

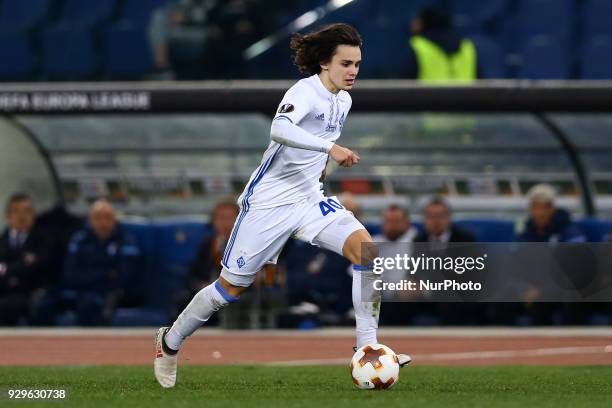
[1,365,611,407]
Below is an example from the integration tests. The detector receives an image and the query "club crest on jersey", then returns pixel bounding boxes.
[278,104,294,113]
[315,112,325,121]
[237,256,246,268]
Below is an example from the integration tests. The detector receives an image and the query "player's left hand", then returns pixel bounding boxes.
[330,144,359,167]
[341,150,360,167]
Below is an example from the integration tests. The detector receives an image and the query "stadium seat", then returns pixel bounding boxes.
[120,0,167,26]
[373,0,427,25]
[580,36,612,79]
[574,218,612,242]
[122,222,157,304]
[358,25,409,78]
[111,307,169,326]
[469,34,506,78]
[583,0,612,38]
[453,219,516,242]
[452,0,507,34]
[58,0,117,29]
[150,222,211,308]
[516,0,573,42]
[0,0,53,31]
[517,36,570,79]
[0,30,37,80]
[42,26,100,79]
[103,23,156,78]
[363,223,381,237]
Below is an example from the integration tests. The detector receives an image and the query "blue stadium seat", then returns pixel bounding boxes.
[581,36,612,79]
[516,0,573,42]
[574,218,612,242]
[155,222,210,264]
[122,222,157,303]
[59,0,117,28]
[150,222,211,308]
[373,0,427,25]
[517,36,570,79]
[42,26,100,79]
[453,219,516,242]
[469,34,505,78]
[104,23,156,78]
[111,307,169,326]
[120,0,167,26]
[0,0,53,31]
[452,0,507,34]
[583,0,612,38]
[359,24,409,78]
[0,30,37,79]
[363,222,381,237]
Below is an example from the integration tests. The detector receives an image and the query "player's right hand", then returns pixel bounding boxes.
[329,144,360,167]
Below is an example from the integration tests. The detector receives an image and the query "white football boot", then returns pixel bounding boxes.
[397,353,412,367]
[154,327,178,388]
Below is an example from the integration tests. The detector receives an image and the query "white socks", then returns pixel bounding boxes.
[164,280,237,351]
[165,269,380,351]
[352,265,380,348]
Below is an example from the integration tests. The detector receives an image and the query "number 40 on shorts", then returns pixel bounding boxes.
[319,198,344,216]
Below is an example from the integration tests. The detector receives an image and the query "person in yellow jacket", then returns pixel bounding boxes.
[406,6,478,82]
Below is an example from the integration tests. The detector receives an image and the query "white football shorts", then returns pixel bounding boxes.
[220,195,365,286]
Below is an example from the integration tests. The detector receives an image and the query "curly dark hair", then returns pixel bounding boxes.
[290,23,362,75]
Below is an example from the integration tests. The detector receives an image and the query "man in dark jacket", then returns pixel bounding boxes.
[518,184,585,243]
[414,196,478,325]
[31,199,142,326]
[0,193,53,325]
[516,184,587,324]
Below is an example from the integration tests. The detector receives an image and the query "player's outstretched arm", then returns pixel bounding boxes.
[270,120,359,167]
[270,118,333,153]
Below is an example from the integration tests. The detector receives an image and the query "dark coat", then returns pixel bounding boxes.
[517,209,586,243]
[0,227,53,295]
[62,225,142,295]
[414,225,476,243]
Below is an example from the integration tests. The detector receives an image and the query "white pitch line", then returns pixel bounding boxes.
[3,327,612,337]
[265,345,612,366]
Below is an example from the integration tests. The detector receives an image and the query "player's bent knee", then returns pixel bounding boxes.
[218,274,251,298]
[342,229,378,266]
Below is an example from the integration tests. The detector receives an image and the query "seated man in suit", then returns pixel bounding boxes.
[414,196,478,325]
[0,193,52,325]
[415,196,475,244]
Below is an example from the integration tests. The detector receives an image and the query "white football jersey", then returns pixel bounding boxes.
[237,74,352,210]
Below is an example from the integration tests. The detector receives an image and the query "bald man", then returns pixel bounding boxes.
[31,199,143,326]
[89,200,119,242]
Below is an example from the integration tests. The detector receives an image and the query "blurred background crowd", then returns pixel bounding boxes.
[0,0,611,81]
[1,188,610,328]
[1,0,612,329]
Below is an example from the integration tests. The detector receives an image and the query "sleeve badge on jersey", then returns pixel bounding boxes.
[278,104,295,113]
